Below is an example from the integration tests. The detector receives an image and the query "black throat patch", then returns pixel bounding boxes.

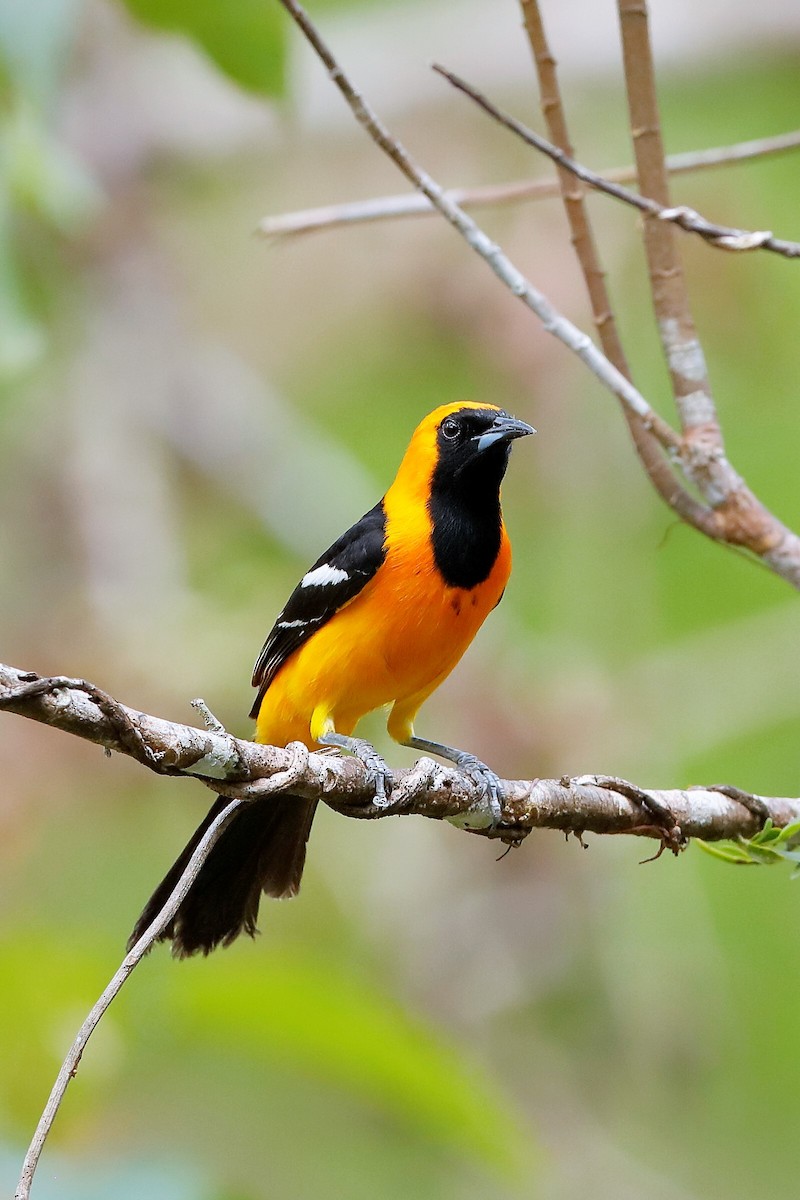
[428,442,508,589]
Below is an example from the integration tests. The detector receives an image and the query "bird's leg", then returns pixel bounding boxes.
[401,735,503,828]
[317,732,394,806]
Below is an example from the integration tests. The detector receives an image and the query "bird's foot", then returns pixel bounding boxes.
[318,733,394,806]
[450,752,504,831]
[352,739,394,806]
[400,736,505,830]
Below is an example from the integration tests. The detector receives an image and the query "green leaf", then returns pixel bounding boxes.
[121,0,287,97]
[772,818,800,846]
[748,818,778,844]
[697,817,800,872]
[696,840,756,865]
[745,843,785,865]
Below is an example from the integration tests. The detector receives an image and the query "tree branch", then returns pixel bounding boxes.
[274,2,684,454]
[434,63,800,261]
[274,0,800,590]
[431,57,800,568]
[4,661,799,844]
[256,130,800,240]
[617,0,720,442]
[518,0,713,535]
[612,0,800,579]
[12,7,800,1193]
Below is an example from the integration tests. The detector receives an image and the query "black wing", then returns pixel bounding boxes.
[249,500,387,718]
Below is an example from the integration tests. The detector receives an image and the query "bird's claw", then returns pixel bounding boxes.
[348,738,394,806]
[318,732,394,806]
[453,752,504,830]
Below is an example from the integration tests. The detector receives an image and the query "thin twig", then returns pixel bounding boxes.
[433,64,800,261]
[14,796,246,1200]
[256,130,800,240]
[518,0,712,534]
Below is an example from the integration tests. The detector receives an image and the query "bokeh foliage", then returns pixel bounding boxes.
[121,0,287,97]
[2,2,800,1198]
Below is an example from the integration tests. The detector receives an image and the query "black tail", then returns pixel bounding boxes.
[128,795,317,957]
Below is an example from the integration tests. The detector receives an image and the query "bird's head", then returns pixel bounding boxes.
[389,402,534,508]
[431,403,535,480]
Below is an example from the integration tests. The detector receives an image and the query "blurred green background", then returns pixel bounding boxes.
[2,1,800,1197]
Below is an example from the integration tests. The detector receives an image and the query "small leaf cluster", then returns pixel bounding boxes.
[698,818,800,872]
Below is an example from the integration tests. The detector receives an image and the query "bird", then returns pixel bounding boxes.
[129,402,534,956]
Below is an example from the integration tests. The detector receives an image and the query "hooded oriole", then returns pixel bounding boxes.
[130,402,533,956]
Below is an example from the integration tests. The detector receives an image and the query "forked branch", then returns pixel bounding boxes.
[434,63,800,261]
[275,0,800,588]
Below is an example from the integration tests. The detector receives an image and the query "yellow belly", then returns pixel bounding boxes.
[254,533,511,749]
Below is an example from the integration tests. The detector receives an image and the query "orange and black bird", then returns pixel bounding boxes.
[130,402,534,956]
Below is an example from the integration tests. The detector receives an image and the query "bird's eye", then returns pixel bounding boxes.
[441,418,460,440]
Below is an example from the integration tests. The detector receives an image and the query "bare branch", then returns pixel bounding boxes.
[610,1,800,580]
[518,0,713,535]
[274,2,681,453]
[432,57,800,566]
[433,64,800,262]
[4,661,800,846]
[617,0,718,445]
[274,0,800,589]
[257,130,800,240]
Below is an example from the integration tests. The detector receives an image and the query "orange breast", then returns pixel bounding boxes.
[254,520,511,749]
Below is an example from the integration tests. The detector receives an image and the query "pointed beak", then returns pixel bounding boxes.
[474,413,536,453]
